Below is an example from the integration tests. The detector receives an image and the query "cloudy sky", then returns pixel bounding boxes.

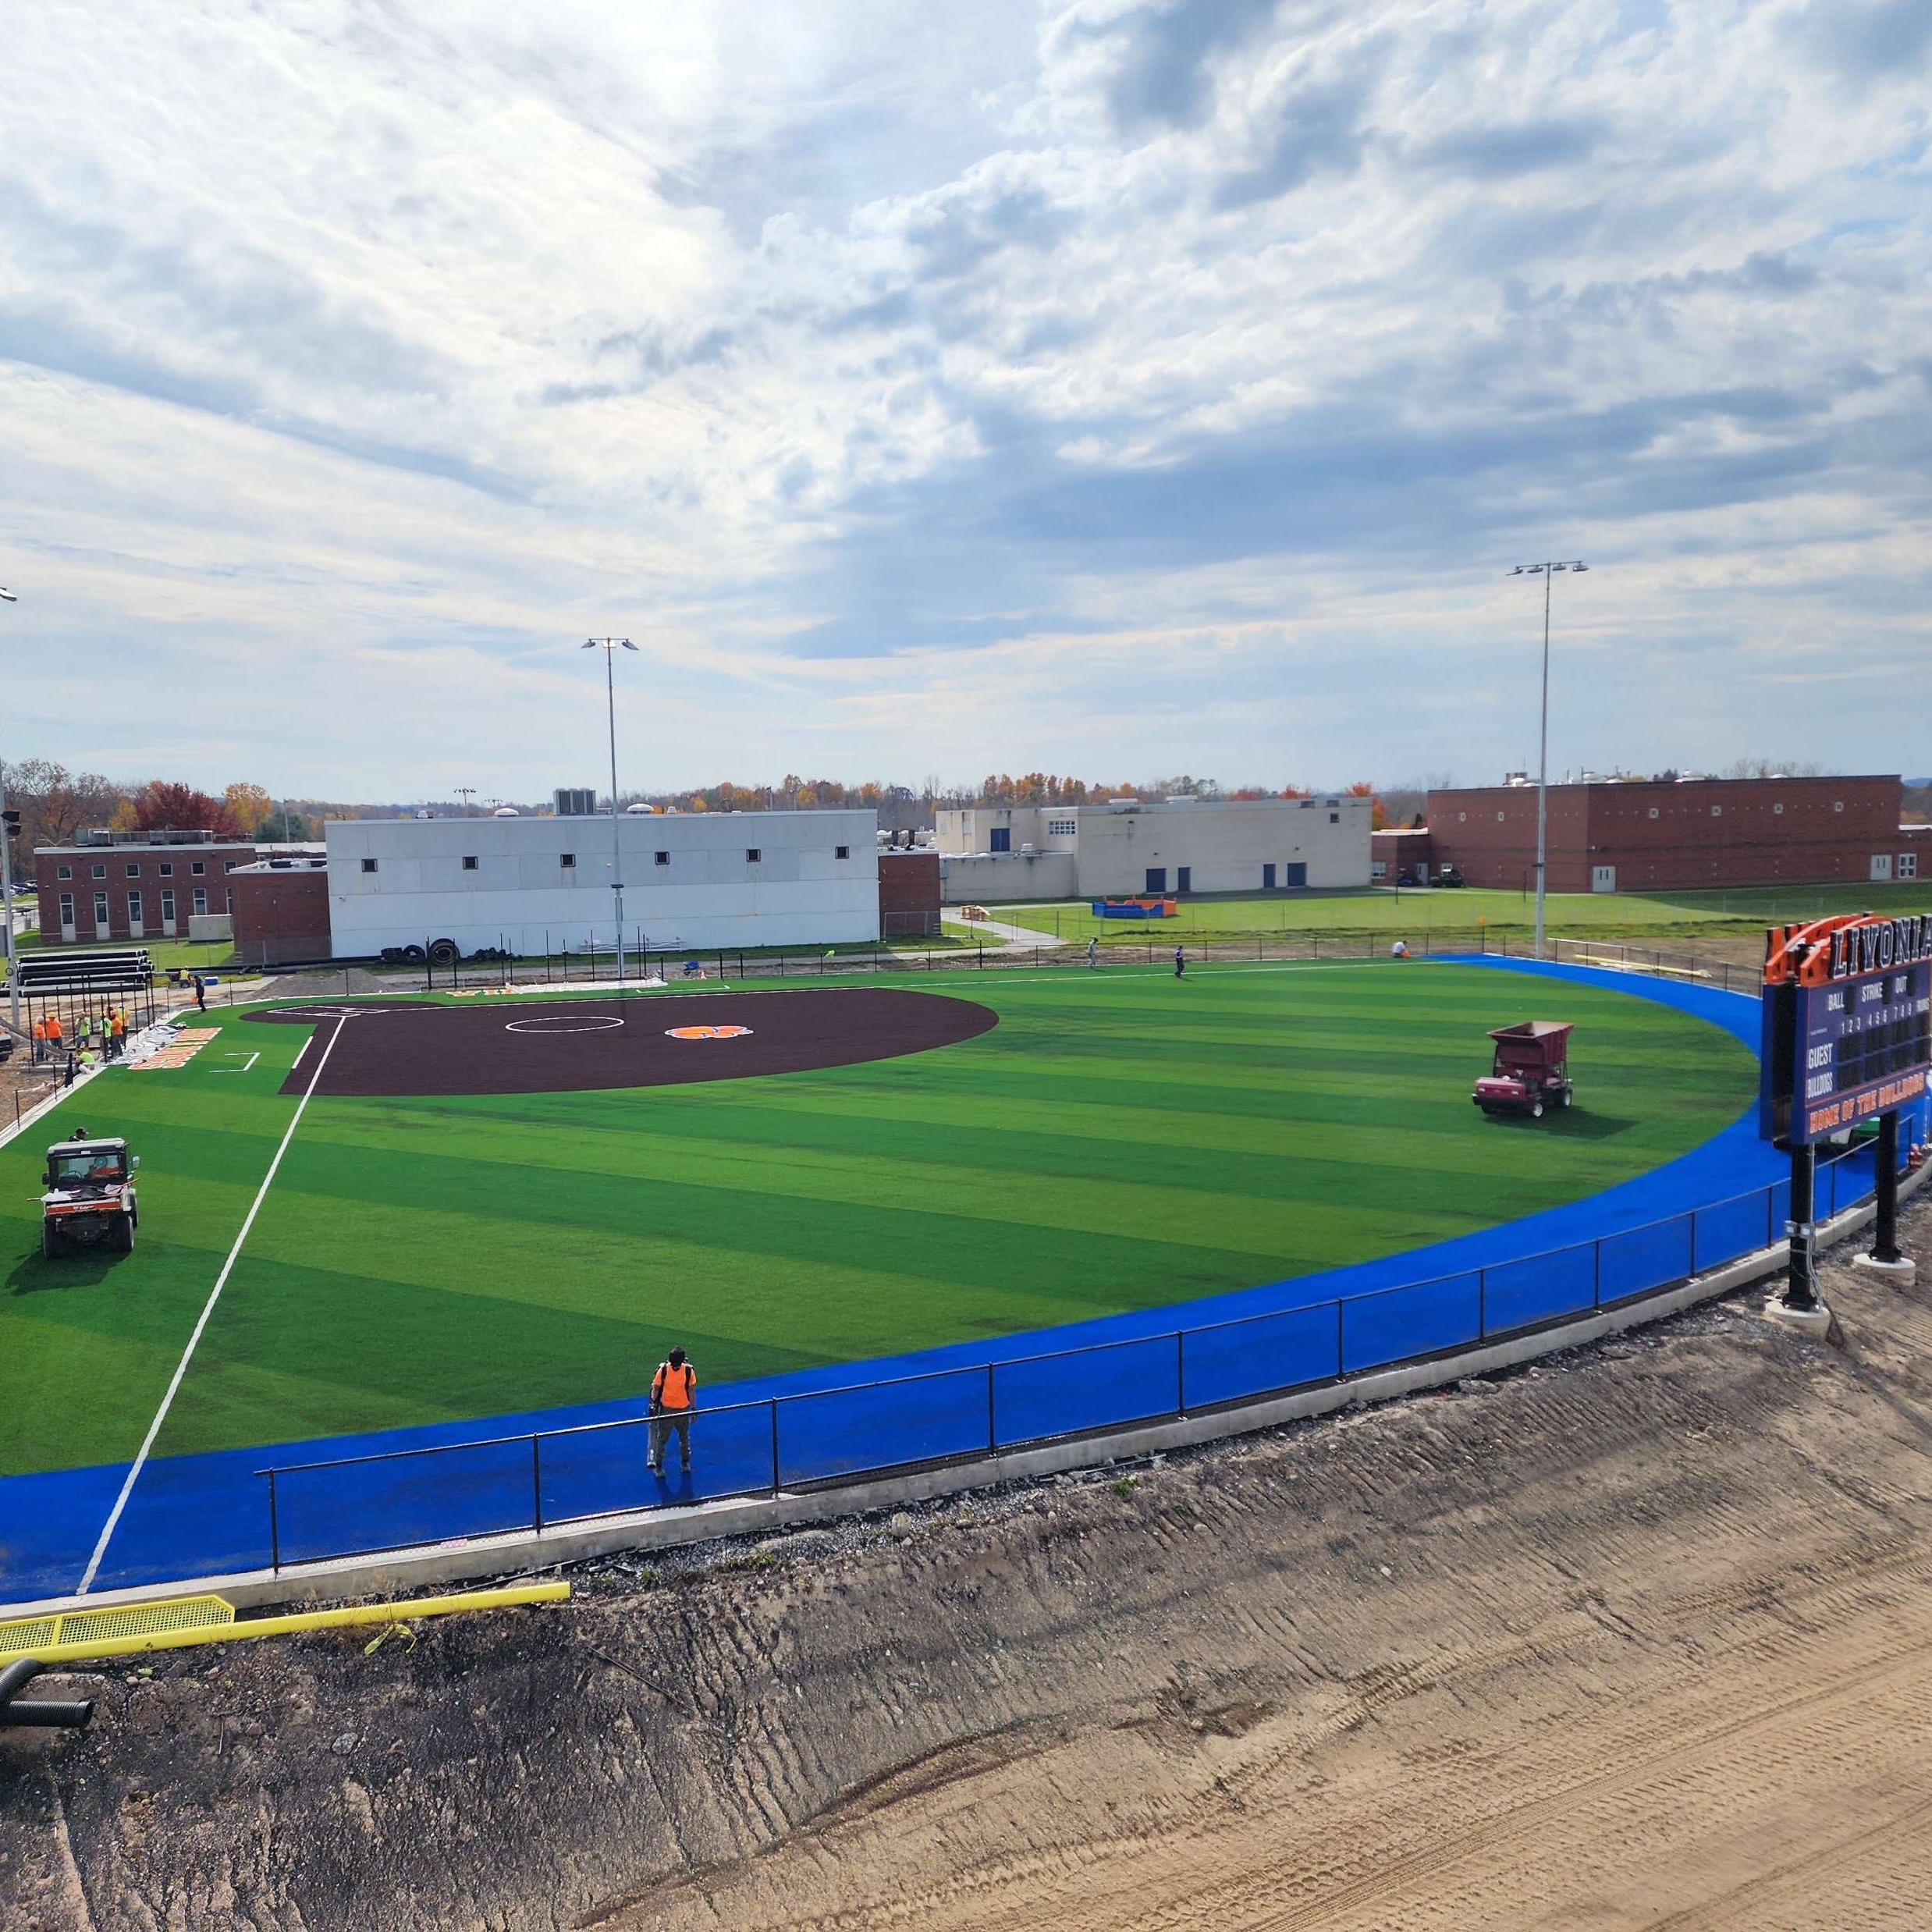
[3,0,1928,799]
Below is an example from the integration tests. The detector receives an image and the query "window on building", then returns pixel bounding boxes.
[227,890,234,914]
[1496,812,1505,822]
[126,863,140,877]
[560,853,575,868]
[159,861,174,875]
[224,859,238,872]
[1048,819,1077,836]
[93,890,109,928]
[59,893,73,926]
[191,860,206,875]
[835,845,850,859]
[746,847,762,863]
[161,890,176,924]
[1648,808,1659,819]
[1710,804,1722,817]
[1834,801,1844,813]
[462,855,479,871]
[1330,812,1340,824]
[360,858,378,873]
[1899,853,1919,880]
[56,864,71,879]
[193,887,208,915]
[127,891,143,925]
[91,864,105,879]
[989,826,1011,853]
[1774,803,1784,815]
[655,850,669,865]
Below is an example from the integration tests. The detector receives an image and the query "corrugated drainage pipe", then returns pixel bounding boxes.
[0,1657,95,1729]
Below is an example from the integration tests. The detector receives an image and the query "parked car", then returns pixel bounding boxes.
[1436,865,1465,887]
[1397,871,1419,887]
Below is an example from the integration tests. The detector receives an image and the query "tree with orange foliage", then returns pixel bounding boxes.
[1346,781,1390,831]
[133,780,245,839]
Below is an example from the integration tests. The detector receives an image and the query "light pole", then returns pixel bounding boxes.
[1509,560,1588,961]
[582,637,638,989]
[1,584,19,1032]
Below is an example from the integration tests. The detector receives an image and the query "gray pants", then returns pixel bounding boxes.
[649,1411,691,1471]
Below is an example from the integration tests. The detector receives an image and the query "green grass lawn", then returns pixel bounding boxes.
[12,929,237,971]
[999,879,1932,945]
[0,961,1757,1475]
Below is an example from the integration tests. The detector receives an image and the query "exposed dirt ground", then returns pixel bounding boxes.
[0,1045,65,1135]
[8,1203,1932,1930]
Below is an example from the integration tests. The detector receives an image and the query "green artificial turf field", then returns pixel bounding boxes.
[0,961,1757,1476]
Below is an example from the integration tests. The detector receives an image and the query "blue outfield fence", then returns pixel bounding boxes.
[257,1142,1899,1573]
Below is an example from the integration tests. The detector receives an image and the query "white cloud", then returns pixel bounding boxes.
[1,0,1929,797]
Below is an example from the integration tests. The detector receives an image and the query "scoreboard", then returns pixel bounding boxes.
[1762,916,1932,1148]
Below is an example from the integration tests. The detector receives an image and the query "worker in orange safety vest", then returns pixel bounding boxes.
[648,1347,697,1476]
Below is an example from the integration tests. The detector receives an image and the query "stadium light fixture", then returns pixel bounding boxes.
[1509,562,1588,963]
[583,637,640,991]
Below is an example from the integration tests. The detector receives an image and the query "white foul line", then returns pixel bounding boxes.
[77,1016,348,1595]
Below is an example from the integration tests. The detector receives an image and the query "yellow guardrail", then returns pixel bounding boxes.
[0,1582,567,1667]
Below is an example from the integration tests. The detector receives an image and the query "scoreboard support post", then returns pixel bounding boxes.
[1781,1144,1819,1312]
[1854,1109,1916,1284]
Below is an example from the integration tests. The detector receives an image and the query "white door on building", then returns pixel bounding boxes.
[1871,854,1895,882]
[1591,865,1617,893]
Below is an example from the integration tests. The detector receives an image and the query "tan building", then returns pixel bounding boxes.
[936,796,1373,904]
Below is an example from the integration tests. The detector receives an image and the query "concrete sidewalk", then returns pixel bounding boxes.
[942,911,1052,949]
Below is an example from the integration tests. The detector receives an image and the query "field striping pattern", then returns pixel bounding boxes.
[0,964,1754,1493]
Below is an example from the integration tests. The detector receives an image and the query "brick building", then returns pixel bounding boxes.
[1370,826,1435,884]
[879,847,942,936]
[34,829,261,943]
[230,855,332,967]
[1423,775,1930,893]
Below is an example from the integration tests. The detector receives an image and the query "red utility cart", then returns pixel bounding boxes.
[1472,1021,1574,1120]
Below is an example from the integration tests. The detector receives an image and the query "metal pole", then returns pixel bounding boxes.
[1785,1143,1818,1309]
[1872,1110,1902,1264]
[0,781,16,1036]
[1535,562,1550,961]
[606,644,623,996]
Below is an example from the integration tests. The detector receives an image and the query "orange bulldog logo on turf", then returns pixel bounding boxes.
[664,1025,754,1040]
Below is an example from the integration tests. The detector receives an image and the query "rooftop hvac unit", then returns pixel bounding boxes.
[554,787,596,816]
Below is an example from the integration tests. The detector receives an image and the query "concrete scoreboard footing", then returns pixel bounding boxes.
[1852,1253,1917,1285]
[1763,1298,1836,1339]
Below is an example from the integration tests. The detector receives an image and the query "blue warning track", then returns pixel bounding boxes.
[2,961,1916,1604]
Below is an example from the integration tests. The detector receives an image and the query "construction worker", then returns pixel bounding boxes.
[45,1010,63,1056]
[648,1346,697,1475]
[110,1007,126,1057]
[77,1010,94,1055]
[192,974,207,1013]
[30,1015,46,1064]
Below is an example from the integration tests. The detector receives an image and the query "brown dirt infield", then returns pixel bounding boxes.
[247,986,999,1097]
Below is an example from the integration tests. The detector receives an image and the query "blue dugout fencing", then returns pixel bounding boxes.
[260,1146,1889,1572]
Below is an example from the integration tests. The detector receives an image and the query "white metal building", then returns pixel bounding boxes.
[935,797,1373,904]
[324,810,880,957]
